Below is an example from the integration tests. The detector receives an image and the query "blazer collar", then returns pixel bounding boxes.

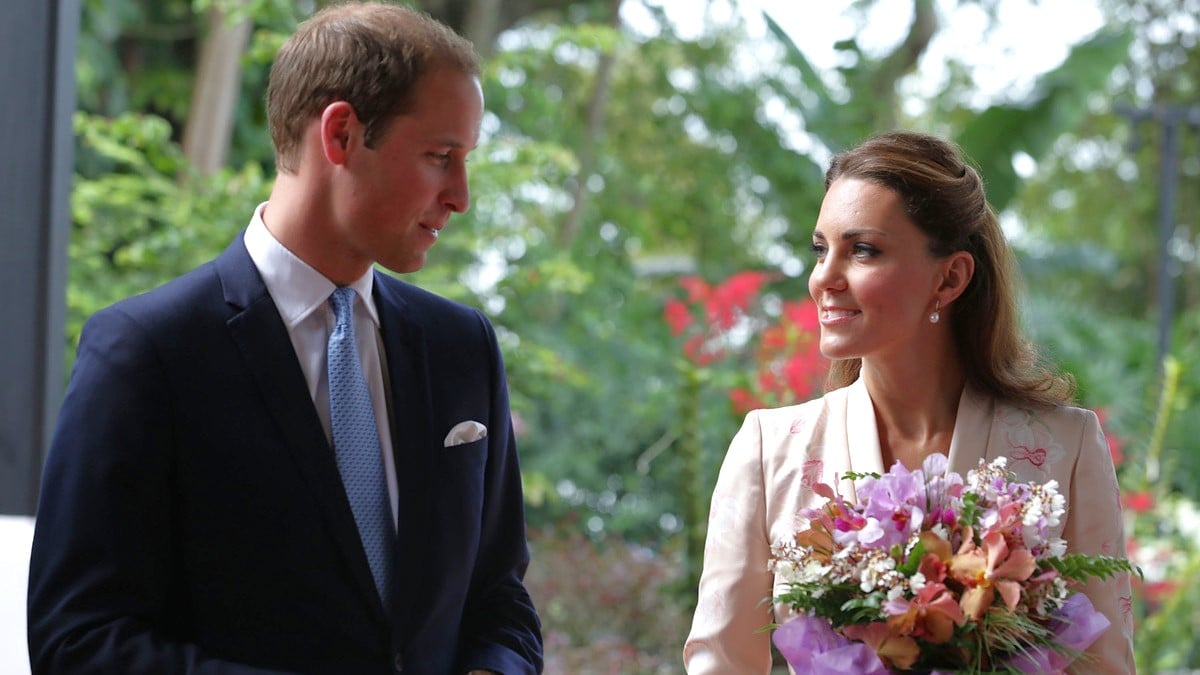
[842,377,993,477]
[846,377,885,476]
[947,384,995,475]
[372,275,439,629]
[215,236,391,625]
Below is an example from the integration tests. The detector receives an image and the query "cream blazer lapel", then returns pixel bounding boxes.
[946,384,995,474]
[844,378,885,475]
[842,379,997,479]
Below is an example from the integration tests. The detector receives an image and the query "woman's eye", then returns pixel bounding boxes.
[810,242,827,258]
[853,243,879,257]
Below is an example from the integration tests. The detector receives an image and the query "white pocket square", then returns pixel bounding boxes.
[443,420,487,447]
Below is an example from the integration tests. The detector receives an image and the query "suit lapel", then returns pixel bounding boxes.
[215,238,389,624]
[373,275,438,629]
[816,379,883,501]
[838,379,996,496]
[844,377,886,502]
[947,385,994,475]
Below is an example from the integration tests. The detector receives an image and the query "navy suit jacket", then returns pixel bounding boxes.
[27,236,543,674]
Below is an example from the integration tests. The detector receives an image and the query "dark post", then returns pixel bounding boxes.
[1116,103,1200,371]
[0,0,80,514]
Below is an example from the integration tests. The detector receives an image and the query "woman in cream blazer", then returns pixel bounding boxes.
[684,132,1134,673]
[683,378,1134,673]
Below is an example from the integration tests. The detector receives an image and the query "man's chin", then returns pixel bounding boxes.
[379,254,427,276]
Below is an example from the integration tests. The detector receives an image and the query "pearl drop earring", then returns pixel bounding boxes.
[929,300,941,324]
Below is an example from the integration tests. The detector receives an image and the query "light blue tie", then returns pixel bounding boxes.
[327,286,394,609]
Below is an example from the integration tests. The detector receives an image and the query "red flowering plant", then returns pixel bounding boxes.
[665,271,831,629]
[662,272,826,413]
[662,271,773,366]
[732,298,827,414]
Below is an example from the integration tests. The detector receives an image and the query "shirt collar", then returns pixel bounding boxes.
[243,201,379,329]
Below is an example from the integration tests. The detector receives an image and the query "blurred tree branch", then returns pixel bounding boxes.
[560,0,623,247]
[422,0,608,57]
[869,0,938,130]
[183,2,252,174]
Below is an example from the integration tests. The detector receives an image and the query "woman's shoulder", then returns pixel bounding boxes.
[985,395,1107,481]
[991,396,1099,433]
[745,397,824,423]
[741,386,852,438]
[744,384,849,415]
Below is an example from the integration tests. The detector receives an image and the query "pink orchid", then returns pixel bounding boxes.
[798,482,866,557]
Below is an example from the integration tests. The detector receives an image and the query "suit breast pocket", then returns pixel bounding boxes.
[438,437,488,529]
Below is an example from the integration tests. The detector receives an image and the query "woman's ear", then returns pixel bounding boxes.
[938,251,975,305]
[318,101,359,166]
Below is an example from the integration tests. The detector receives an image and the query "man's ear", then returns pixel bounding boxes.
[319,101,359,166]
[938,250,975,305]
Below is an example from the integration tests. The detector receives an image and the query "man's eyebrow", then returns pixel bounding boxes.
[429,136,478,151]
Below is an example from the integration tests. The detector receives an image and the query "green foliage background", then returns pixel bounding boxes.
[67,0,1199,670]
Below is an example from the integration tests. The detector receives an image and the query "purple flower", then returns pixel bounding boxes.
[1004,593,1111,672]
[855,461,927,549]
[772,614,848,670]
[922,453,949,476]
[1053,594,1112,655]
[922,453,963,519]
[1005,646,1057,674]
[810,643,891,675]
[772,615,889,675]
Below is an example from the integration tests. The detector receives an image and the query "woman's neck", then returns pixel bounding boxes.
[861,357,965,470]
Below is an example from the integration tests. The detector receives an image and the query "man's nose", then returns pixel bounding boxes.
[443,160,470,214]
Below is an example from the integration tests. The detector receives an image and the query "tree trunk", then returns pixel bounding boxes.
[870,0,938,130]
[421,0,607,56]
[461,0,503,59]
[182,4,252,174]
[559,0,623,247]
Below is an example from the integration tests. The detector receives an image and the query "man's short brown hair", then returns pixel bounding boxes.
[267,2,480,173]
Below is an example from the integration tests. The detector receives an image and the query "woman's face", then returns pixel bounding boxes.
[807,177,946,363]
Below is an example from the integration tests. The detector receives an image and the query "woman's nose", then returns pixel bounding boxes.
[809,256,845,293]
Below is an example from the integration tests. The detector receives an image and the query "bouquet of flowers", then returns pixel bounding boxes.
[768,454,1135,674]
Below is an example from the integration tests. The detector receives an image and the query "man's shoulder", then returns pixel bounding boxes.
[108,261,221,314]
[375,273,487,327]
[86,258,228,342]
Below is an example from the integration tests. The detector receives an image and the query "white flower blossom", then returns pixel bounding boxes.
[1046,537,1067,557]
[771,559,797,581]
[909,571,927,594]
[858,553,897,593]
[1022,496,1045,527]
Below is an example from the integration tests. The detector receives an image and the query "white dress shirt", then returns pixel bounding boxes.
[243,202,399,528]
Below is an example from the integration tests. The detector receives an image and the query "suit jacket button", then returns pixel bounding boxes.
[393,652,403,672]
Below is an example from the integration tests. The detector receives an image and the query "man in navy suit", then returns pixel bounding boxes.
[26,3,542,673]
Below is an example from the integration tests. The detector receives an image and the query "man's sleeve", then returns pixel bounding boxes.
[26,307,286,675]
[455,310,543,675]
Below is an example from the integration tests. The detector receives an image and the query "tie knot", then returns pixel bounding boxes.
[330,287,357,328]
